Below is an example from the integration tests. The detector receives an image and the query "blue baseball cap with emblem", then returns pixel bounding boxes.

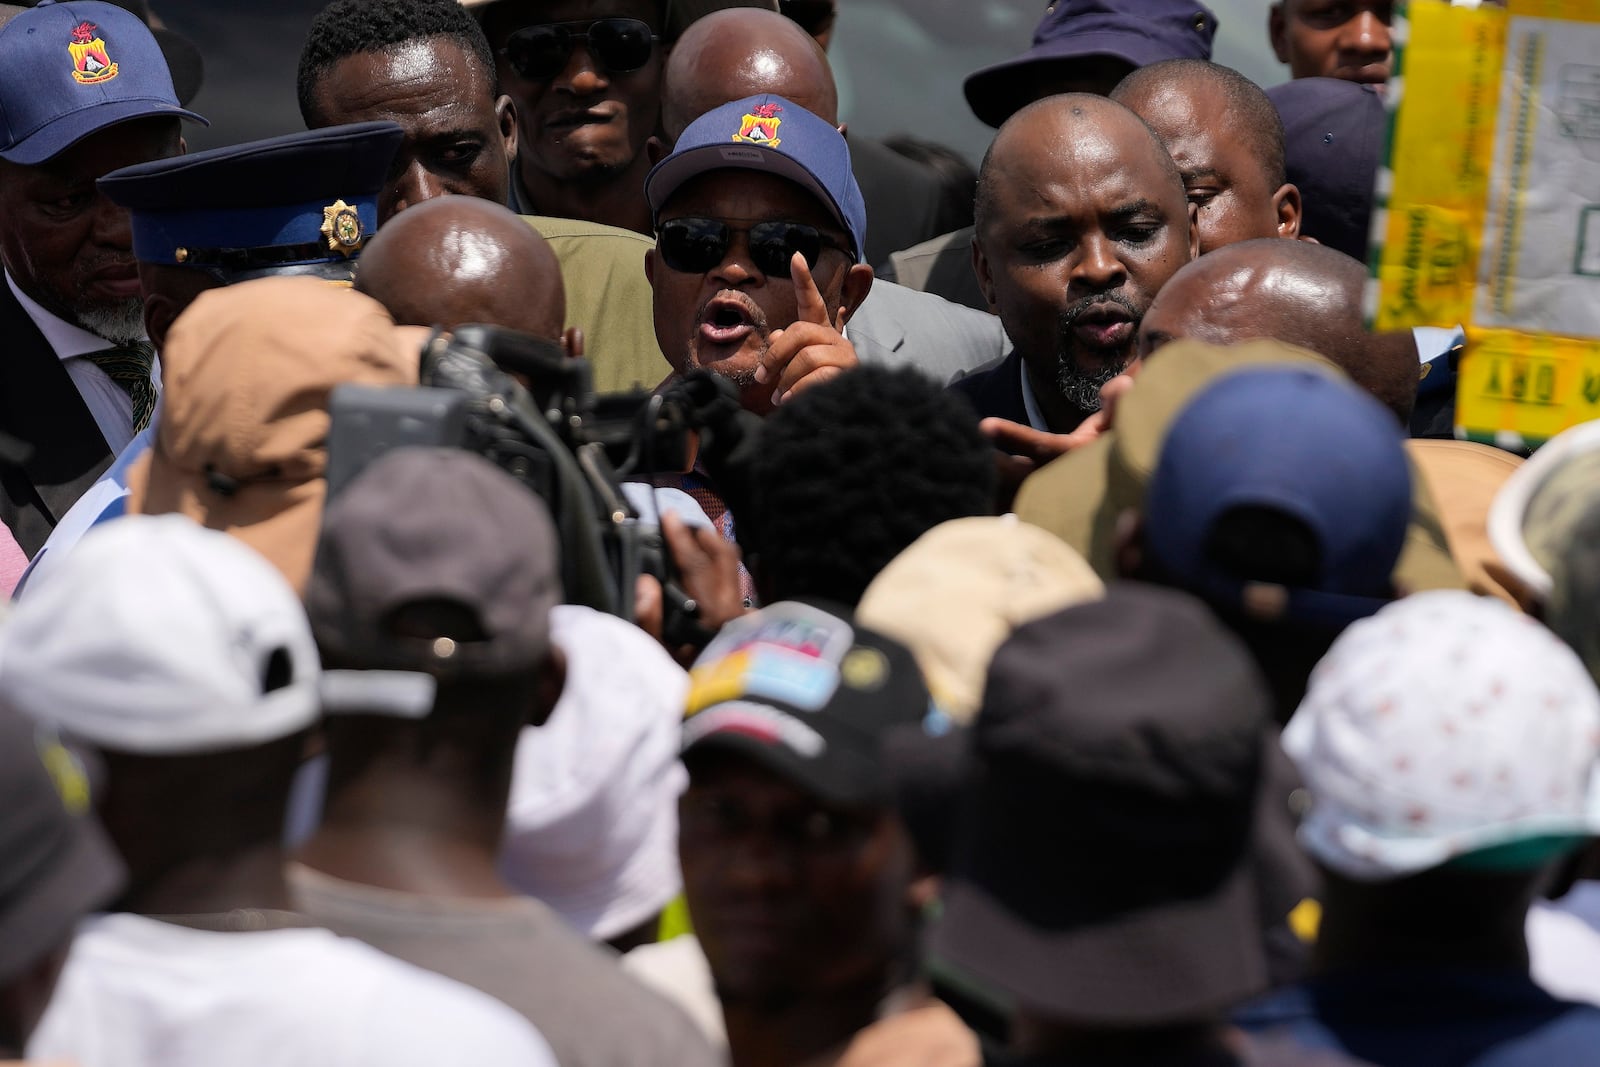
[645,93,867,263]
[1142,366,1411,628]
[0,0,207,166]
[97,121,405,283]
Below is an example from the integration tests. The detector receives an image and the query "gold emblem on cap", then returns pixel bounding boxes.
[320,199,365,256]
[174,247,189,264]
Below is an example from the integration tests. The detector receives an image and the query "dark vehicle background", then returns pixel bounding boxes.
[160,0,1283,165]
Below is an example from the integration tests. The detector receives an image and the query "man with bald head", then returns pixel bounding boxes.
[655,6,1006,382]
[354,196,570,347]
[661,6,958,267]
[951,94,1195,457]
[1137,237,1418,424]
[1112,59,1301,254]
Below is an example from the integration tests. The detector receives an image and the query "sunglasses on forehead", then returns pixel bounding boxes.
[499,17,659,82]
[656,217,856,277]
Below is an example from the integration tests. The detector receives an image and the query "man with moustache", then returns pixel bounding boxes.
[468,0,669,237]
[950,94,1195,465]
[645,93,871,419]
[0,0,205,557]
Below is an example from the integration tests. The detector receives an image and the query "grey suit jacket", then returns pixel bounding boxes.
[847,279,1009,385]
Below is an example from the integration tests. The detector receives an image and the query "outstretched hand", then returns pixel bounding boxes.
[754,252,858,407]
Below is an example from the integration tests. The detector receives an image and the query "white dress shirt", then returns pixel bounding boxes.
[5,270,159,454]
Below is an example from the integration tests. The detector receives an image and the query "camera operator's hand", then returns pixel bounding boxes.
[755,252,858,407]
[635,512,748,666]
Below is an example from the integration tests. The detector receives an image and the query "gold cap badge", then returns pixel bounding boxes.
[320,199,365,256]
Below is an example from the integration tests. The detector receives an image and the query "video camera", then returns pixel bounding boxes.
[326,324,756,650]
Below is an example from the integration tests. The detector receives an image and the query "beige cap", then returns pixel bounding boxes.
[856,516,1104,724]
[1014,337,1464,595]
[127,276,419,594]
[1405,439,1523,605]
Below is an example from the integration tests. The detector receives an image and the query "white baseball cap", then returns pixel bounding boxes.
[1487,418,1600,604]
[1283,590,1600,881]
[0,515,321,754]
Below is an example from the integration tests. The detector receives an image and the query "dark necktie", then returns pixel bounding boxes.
[81,340,157,434]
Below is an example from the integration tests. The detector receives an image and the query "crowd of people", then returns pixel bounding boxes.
[2,0,1598,1065]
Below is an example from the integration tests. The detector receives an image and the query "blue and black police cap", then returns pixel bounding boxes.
[97,121,404,283]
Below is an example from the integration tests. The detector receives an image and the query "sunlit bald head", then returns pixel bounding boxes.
[661,7,838,144]
[354,196,565,339]
[1138,238,1416,422]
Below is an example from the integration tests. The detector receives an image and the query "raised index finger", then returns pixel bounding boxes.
[788,250,831,327]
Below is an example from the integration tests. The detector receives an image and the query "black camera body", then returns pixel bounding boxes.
[326,325,744,650]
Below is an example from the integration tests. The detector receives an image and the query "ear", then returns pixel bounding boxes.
[529,646,568,728]
[645,135,666,167]
[1113,507,1144,580]
[496,95,519,161]
[1269,4,1292,65]
[838,262,874,323]
[644,245,657,287]
[562,325,585,360]
[1273,182,1303,239]
[142,291,180,356]
[1185,201,1200,260]
[971,232,1000,314]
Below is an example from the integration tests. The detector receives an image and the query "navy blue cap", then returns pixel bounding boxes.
[1143,367,1411,628]
[964,0,1217,128]
[1268,77,1384,263]
[0,1,207,165]
[645,94,867,263]
[97,122,404,281]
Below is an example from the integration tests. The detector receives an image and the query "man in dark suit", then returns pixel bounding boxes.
[0,1,204,557]
[949,94,1194,474]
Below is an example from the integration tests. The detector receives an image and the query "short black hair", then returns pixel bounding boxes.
[297,0,498,126]
[1112,59,1288,190]
[743,365,996,607]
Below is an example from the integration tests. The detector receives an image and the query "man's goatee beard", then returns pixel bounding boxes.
[75,297,147,346]
[1054,356,1126,414]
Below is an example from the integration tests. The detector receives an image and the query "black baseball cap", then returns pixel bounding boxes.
[0,698,124,982]
[930,584,1311,1025]
[682,600,951,807]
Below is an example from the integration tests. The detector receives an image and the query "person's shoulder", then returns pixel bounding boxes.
[320,930,559,1064]
[522,214,655,249]
[889,226,975,269]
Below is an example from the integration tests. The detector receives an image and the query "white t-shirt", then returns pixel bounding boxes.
[28,912,557,1067]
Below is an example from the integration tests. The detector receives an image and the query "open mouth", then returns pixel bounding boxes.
[1067,302,1135,349]
[698,294,762,346]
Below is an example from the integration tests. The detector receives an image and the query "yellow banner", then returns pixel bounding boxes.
[1378,1,1600,445]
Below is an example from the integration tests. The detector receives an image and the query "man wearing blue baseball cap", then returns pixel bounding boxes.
[0,0,205,559]
[644,92,871,420]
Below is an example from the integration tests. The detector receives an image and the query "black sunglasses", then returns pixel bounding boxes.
[500,18,659,82]
[657,217,855,277]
